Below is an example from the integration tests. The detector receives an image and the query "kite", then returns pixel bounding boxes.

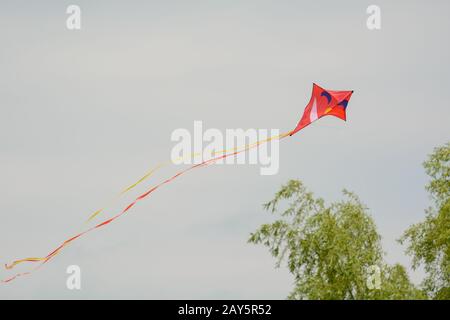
[291,83,353,135]
[1,83,353,284]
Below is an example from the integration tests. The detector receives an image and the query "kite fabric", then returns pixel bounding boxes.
[290,83,353,135]
[1,83,353,284]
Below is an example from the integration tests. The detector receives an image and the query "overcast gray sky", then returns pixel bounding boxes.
[0,0,449,299]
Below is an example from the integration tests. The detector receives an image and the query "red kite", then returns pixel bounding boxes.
[2,83,354,284]
[290,83,354,136]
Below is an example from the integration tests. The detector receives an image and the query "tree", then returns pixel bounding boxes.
[400,142,450,299]
[249,180,423,300]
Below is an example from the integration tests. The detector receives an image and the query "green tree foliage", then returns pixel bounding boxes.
[379,264,425,300]
[249,180,423,300]
[400,142,450,299]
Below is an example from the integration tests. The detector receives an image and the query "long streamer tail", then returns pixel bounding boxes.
[86,131,284,223]
[2,131,291,283]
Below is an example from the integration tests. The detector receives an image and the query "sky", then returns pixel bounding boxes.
[0,0,449,299]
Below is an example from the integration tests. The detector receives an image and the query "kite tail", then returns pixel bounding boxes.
[1,131,290,283]
[86,131,291,223]
[1,271,31,284]
[86,163,168,223]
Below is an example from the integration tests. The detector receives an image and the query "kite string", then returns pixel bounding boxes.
[1,131,291,283]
